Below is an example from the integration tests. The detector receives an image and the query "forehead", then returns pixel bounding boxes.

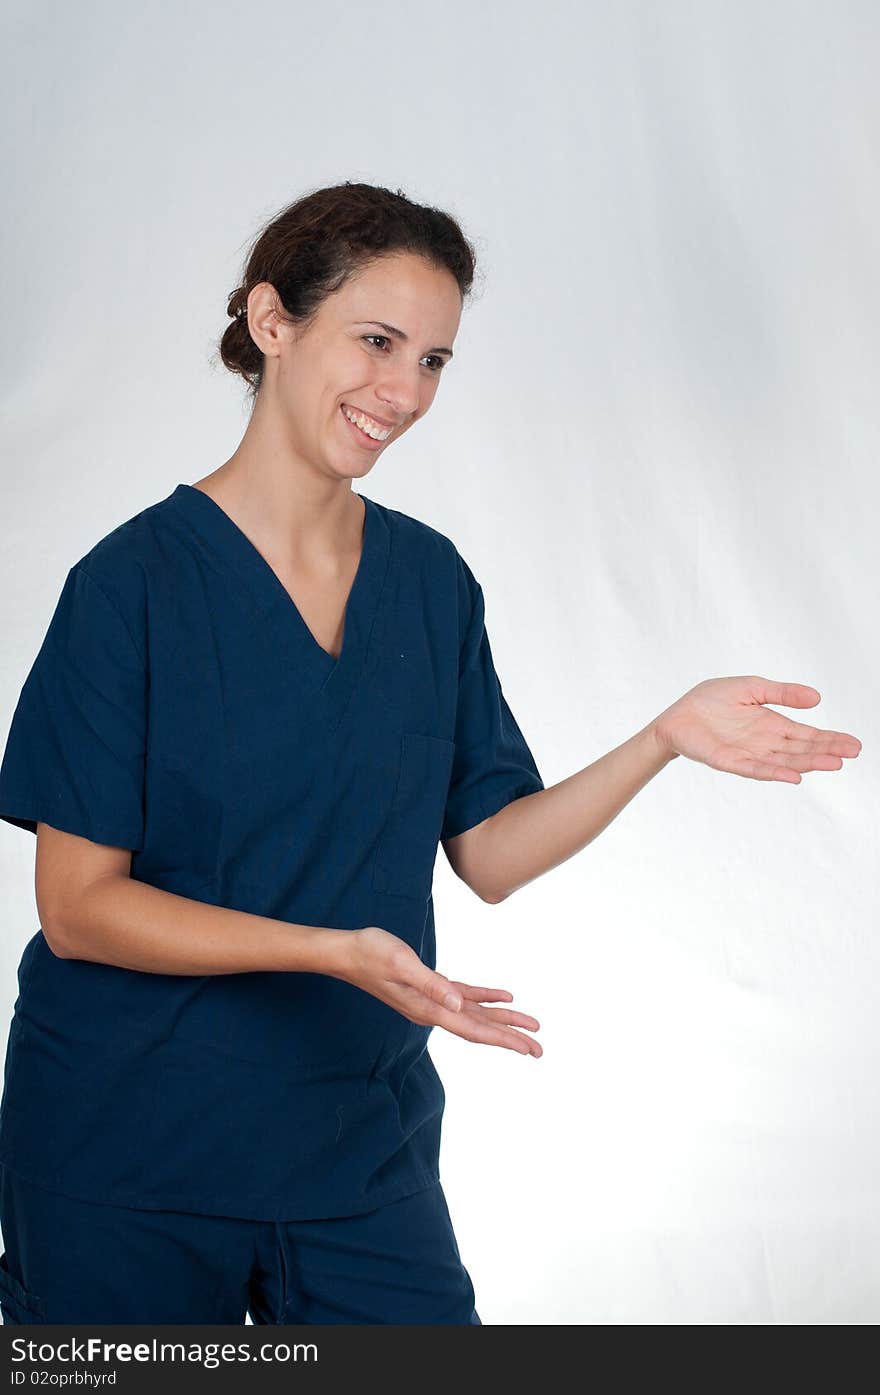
[331,254,462,337]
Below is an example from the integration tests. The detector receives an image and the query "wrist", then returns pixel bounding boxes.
[312,927,356,979]
[649,716,679,764]
[286,924,353,978]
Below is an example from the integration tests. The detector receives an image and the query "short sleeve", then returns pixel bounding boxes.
[441,560,544,841]
[0,563,148,849]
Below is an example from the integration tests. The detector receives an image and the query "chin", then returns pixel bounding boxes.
[330,457,376,483]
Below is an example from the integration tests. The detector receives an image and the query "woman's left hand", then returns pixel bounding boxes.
[654,676,862,783]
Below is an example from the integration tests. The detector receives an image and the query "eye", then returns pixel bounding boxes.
[362,335,446,374]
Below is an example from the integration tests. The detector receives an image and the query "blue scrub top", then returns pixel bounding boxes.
[0,484,544,1220]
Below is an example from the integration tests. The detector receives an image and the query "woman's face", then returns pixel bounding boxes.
[257,252,463,481]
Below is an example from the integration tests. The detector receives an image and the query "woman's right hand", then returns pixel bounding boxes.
[335,925,543,1058]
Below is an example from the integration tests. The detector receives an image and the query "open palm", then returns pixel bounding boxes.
[655,676,862,783]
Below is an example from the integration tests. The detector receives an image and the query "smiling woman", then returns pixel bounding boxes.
[0,181,548,1326]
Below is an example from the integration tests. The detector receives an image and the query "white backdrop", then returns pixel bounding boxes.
[1,0,876,1324]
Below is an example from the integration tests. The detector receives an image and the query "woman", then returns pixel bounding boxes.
[0,182,861,1325]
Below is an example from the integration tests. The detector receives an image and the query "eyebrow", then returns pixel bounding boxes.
[354,321,454,358]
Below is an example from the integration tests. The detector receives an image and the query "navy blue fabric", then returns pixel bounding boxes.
[0,484,543,1220]
[0,1164,481,1324]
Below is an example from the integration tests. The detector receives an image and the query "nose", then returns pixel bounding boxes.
[374,365,421,421]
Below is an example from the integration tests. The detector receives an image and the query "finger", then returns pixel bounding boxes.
[767,751,845,772]
[724,756,802,782]
[433,1002,543,1056]
[468,1005,541,1031]
[713,746,802,781]
[450,983,515,1004]
[777,727,862,756]
[748,678,822,709]
[418,970,463,1012]
[728,742,847,775]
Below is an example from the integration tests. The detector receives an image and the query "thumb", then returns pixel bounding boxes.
[748,676,821,708]
[426,972,462,1012]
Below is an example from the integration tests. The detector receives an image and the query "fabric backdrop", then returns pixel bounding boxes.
[0,0,875,1324]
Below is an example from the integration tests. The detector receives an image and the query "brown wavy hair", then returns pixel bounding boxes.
[216,181,479,400]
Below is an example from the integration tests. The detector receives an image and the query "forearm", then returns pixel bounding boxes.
[478,719,678,902]
[53,875,351,977]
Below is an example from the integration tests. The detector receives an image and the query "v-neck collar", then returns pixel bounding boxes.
[167,482,392,730]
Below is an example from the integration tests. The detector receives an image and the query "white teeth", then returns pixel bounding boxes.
[342,405,391,440]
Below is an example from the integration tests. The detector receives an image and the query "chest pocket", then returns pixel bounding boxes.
[372,733,456,902]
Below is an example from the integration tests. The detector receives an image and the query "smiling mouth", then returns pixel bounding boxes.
[340,404,393,445]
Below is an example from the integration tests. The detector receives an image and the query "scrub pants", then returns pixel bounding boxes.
[0,1166,481,1325]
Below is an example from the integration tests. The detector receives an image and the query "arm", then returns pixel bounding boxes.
[447,673,862,904]
[53,875,348,976]
[444,719,676,904]
[38,821,349,975]
[36,821,543,1055]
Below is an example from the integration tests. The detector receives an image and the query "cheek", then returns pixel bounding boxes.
[419,382,441,413]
